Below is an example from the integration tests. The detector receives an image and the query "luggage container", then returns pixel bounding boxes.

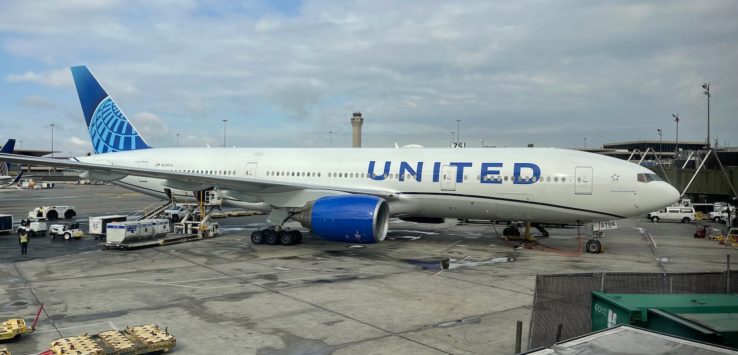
[88,215,128,238]
[106,219,169,245]
[0,215,11,234]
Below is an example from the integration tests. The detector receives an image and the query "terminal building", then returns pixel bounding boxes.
[587,140,738,204]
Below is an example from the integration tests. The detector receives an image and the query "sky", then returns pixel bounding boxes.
[0,0,736,156]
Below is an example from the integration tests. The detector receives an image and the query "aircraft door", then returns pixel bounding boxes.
[575,166,593,195]
[244,162,258,177]
[441,165,457,191]
[137,161,148,183]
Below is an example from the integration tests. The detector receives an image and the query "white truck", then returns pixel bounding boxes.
[106,219,170,245]
[647,206,696,223]
[28,206,76,220]
[163,204,192,222]
[709,207,735,224]
[49,222,84,240]
[17,218,48,236]
[89,215,128,239]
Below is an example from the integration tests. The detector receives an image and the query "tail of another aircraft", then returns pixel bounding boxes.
[70,66,151,154]
[0,139,15,176]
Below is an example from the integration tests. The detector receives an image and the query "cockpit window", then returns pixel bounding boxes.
[637,173,663,183]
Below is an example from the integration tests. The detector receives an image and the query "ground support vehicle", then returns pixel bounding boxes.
[17,218,47,236]
[48,324,175,355]
[0,319,27,341]
[88,215,128,239]
[163,204,191,222]
[0,215,11,234]
[49,223,83,240]
[0,345,9,355]
[647,206,695,223]
[28,206,76,220]
[0,304,44,341]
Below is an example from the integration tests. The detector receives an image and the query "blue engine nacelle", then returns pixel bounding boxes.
[294,195,390,243]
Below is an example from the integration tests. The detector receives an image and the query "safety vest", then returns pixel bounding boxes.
[20,234,29,243]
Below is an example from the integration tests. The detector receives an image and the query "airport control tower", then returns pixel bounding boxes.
[351,112,363,148]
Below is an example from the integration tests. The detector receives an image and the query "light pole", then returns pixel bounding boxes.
[18,140,22,150]
[583,137,587,149]
[456,119,461,143]
[176,133,180,148]
[672,114,679,156]
[450,131,455,146]
[50,123,55,157]
[657,129,663,160]
[222,119,228,147]
[702,82,711,149]
[329,131,333,147]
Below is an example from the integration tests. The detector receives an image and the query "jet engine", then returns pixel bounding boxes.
[294,195,389,243]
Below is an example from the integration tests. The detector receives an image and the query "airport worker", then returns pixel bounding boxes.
[19,229,29,255]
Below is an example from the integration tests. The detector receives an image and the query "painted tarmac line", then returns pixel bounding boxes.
[647,233,658,249]
[33,322,115,334]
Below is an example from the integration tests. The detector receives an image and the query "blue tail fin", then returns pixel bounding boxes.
[0,139,15,176]
[70,66,151,154]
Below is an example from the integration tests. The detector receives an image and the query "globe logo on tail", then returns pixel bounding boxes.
[89,97,148,153]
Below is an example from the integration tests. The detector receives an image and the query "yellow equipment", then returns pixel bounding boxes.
[0,319,28,341]
[49,324,175,355]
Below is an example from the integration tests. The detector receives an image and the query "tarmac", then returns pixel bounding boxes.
[0,184,736,354]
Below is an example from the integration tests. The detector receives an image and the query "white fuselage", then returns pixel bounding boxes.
[79,147,678,224]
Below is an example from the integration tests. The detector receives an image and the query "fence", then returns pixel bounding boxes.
[527,269,738,350]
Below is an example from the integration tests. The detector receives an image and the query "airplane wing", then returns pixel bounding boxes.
[0,153,399,201]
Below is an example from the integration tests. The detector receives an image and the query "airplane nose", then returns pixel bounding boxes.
[665,184,680,205]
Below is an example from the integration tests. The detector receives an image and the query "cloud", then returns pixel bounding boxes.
[5,69,72,87]
[19,95,57,109]
[68,136,88,147]
[130,112,169,138]
[0,0,736,150]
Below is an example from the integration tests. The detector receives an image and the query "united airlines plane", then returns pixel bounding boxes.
[0,66,679,251]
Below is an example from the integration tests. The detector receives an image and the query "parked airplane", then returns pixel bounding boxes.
[0,139,23,186]
[0,66,680,251]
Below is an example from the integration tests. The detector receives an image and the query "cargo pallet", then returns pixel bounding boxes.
[100,232,217,250]
[48,324,175,355]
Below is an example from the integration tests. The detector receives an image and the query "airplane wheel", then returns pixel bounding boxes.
[64,209,76,219]
[279,231,294,246]
[250,231,264,244]
[291,230,303,244]
[265,230,278,245]
[586,240,602,254]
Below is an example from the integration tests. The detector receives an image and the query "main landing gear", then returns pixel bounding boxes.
[251,226,303,246]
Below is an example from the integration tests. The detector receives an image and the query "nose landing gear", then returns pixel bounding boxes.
[585,231,604,254]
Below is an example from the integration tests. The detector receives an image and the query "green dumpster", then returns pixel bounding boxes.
[591,291,738,349]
